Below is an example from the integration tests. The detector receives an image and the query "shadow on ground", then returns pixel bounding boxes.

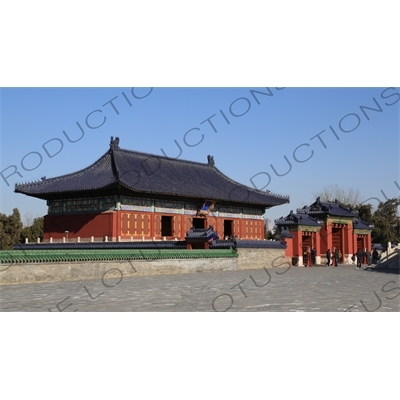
[362,253,399,275]
[362,266,399,275]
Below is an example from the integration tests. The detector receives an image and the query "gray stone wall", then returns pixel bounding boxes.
[237,248,289,270]
[0,258,237,285]
[0,248,289,285]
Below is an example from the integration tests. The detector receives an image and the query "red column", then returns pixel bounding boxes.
[315,230,321,264]
[367,234,372,251]
[110,211,118,241]
[352,232,357,255]
[181,214,185,240]
[294,230,303,266]
[344,223,353,262]
[321,221,332,255]
[298,231,304,258]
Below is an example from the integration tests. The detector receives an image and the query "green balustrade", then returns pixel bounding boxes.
[0,248,237,264]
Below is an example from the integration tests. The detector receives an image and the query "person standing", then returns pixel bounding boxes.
[372,248,379,264]
[307,246,312,267]
[326,249,331,266]
[332,247,337,266]
[311,248,316,265]
[364,248,371,268]
[334,248,340,267]
[356,249,363,269]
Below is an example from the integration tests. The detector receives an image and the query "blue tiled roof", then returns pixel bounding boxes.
[280,229,295,238]
[210,238,285,249]
[275,210,322,227]
[236,240,286,249]
[275,198,374,234]
[353,218,374,230]
[307,197,358,217]
[15,137,289,207]
[14,241,187,250]
[15,150,116,196]
[210,239,237,249]
[186,227,219,242]
[372,243,387,251]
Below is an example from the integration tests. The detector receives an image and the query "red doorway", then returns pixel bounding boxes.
[302,235,312,266]
[332,227,342,252]
[193,218,205,229]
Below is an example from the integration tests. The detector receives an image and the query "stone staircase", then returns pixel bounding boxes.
[375,250,399,271]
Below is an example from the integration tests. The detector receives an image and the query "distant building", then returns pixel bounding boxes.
[15,137,289,242]
[275,197,373,265]
[265,218,273,232]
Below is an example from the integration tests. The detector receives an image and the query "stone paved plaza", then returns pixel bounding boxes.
[1,264,399,312]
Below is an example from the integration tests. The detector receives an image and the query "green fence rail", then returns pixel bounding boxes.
[0,249,238,264]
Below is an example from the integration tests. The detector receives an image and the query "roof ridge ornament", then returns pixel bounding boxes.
[110,136,120,150]
[207,155,215,166]
[289,210,299,223]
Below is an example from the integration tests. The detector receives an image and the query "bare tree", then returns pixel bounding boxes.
[24,212,33,228]
[312,184,362,207]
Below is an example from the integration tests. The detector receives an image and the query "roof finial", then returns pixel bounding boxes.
[207,155,215,166]
[110,136,120,150]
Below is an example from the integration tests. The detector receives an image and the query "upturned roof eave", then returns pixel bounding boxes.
[14,149,115,194]
[211,165,290,202]
[14,183,120,200]
[118,180,287,207]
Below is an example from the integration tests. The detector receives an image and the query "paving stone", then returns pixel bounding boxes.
[0,265,399,312]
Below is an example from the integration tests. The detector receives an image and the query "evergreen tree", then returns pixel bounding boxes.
[0,208,23,249]
[356,203,373,223]
[0,216,5,249]
[20,226,32,243]
[31,217,44,241]
[371,198,400,244]
[20,217,44,243]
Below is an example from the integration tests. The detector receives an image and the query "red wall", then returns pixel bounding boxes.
[44,211,116,241]
[43,210,265,241]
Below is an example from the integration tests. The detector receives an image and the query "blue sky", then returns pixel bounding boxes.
[1,2,399,397]
[1,87,399,224]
